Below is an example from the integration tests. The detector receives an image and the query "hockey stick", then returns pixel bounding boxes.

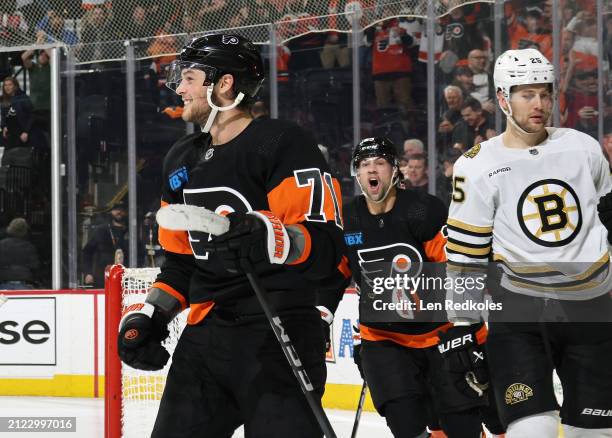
[156,204,230,236]
[157,204,337,438]
[350,381,368,438]
[242,260,337,438]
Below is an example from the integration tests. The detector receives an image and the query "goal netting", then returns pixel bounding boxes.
[104,265,186,438]
[105,265,246,438]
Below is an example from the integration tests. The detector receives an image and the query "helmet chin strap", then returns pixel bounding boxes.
[201,86,245,133]
[357,168,399,204]
[501,95,537,136]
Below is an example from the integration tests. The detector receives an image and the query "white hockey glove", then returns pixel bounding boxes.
[202,211,290,273]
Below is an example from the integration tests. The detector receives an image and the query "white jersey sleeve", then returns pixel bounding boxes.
[445,144,493,322]
[446,145,494,267]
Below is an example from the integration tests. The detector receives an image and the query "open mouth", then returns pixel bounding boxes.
[183,98,193,106]
[368,178,381,194]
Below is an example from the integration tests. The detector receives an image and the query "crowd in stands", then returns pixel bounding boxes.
[0,0,611,287]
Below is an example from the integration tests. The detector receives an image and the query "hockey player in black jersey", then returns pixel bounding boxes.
[344,137,504,438]
[115,33,348,438]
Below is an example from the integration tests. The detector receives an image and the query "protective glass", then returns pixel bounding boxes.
[165,60,218,91]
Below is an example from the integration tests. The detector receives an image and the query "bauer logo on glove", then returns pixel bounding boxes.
[437,325,489,398]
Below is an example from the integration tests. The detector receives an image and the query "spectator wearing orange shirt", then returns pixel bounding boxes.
[508,7,552,61]
[365,18,416,124]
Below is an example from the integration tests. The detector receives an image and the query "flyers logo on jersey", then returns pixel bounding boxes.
[357,243,423,290]
[183,187,252,260]
[517,179,582,247]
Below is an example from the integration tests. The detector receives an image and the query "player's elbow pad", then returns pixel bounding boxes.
[145,287,182,323]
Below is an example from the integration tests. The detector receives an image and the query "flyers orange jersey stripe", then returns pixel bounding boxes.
[267,175,343,226]
[158,201,192,255]
[187,301,215,325]
[360,323,487,348]
[423,230,447,262]
[337,255,351,279]
[151,281,188,311]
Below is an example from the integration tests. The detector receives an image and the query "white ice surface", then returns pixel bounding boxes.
[0,396,393,438]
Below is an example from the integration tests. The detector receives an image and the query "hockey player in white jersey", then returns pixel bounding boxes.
[446,48,612,438]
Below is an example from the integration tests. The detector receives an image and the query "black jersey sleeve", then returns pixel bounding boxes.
[153,134,203,310]
[316,255,351,315]
[264,122,345,281]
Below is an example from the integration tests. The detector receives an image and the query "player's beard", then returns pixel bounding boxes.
[360,175,392,203]
[514,110,550,134]
[182,96,211,126]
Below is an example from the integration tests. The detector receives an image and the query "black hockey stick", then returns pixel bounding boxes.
[242,260,337,438]
[350,381,368,438]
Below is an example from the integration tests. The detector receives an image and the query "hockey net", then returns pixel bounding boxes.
[104,264,187,438]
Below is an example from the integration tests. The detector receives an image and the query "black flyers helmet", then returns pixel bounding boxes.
[166,33,265,98]
[351,137,398,175]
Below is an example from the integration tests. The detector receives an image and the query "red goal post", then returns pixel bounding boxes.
[104,264,187,438]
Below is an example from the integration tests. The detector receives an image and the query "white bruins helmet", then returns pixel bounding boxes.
[494,48,554,118]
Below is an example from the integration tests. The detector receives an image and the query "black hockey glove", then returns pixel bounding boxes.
[118,302,170,371]
[597,192,612,243]
[353,343,365,379]
[203,211,290,274]
[437,325,489,399]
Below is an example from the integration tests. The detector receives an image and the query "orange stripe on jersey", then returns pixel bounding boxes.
[361,322,488,347]
[423,230,447,262]
[158,201,192,255]
[337,256,351,279]
[286,224,312,266]
[360,323,452,348]
[430,430,448,438]
[267,175,343,226]
[187,301,215,325]
[151,281,188,311]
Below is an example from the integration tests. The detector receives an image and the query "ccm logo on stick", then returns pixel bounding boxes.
[0,320,51,345]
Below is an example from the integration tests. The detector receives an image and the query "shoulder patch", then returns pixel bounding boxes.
[168,166,189,191]
[344,232,364,246]
[463,143,481,159]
